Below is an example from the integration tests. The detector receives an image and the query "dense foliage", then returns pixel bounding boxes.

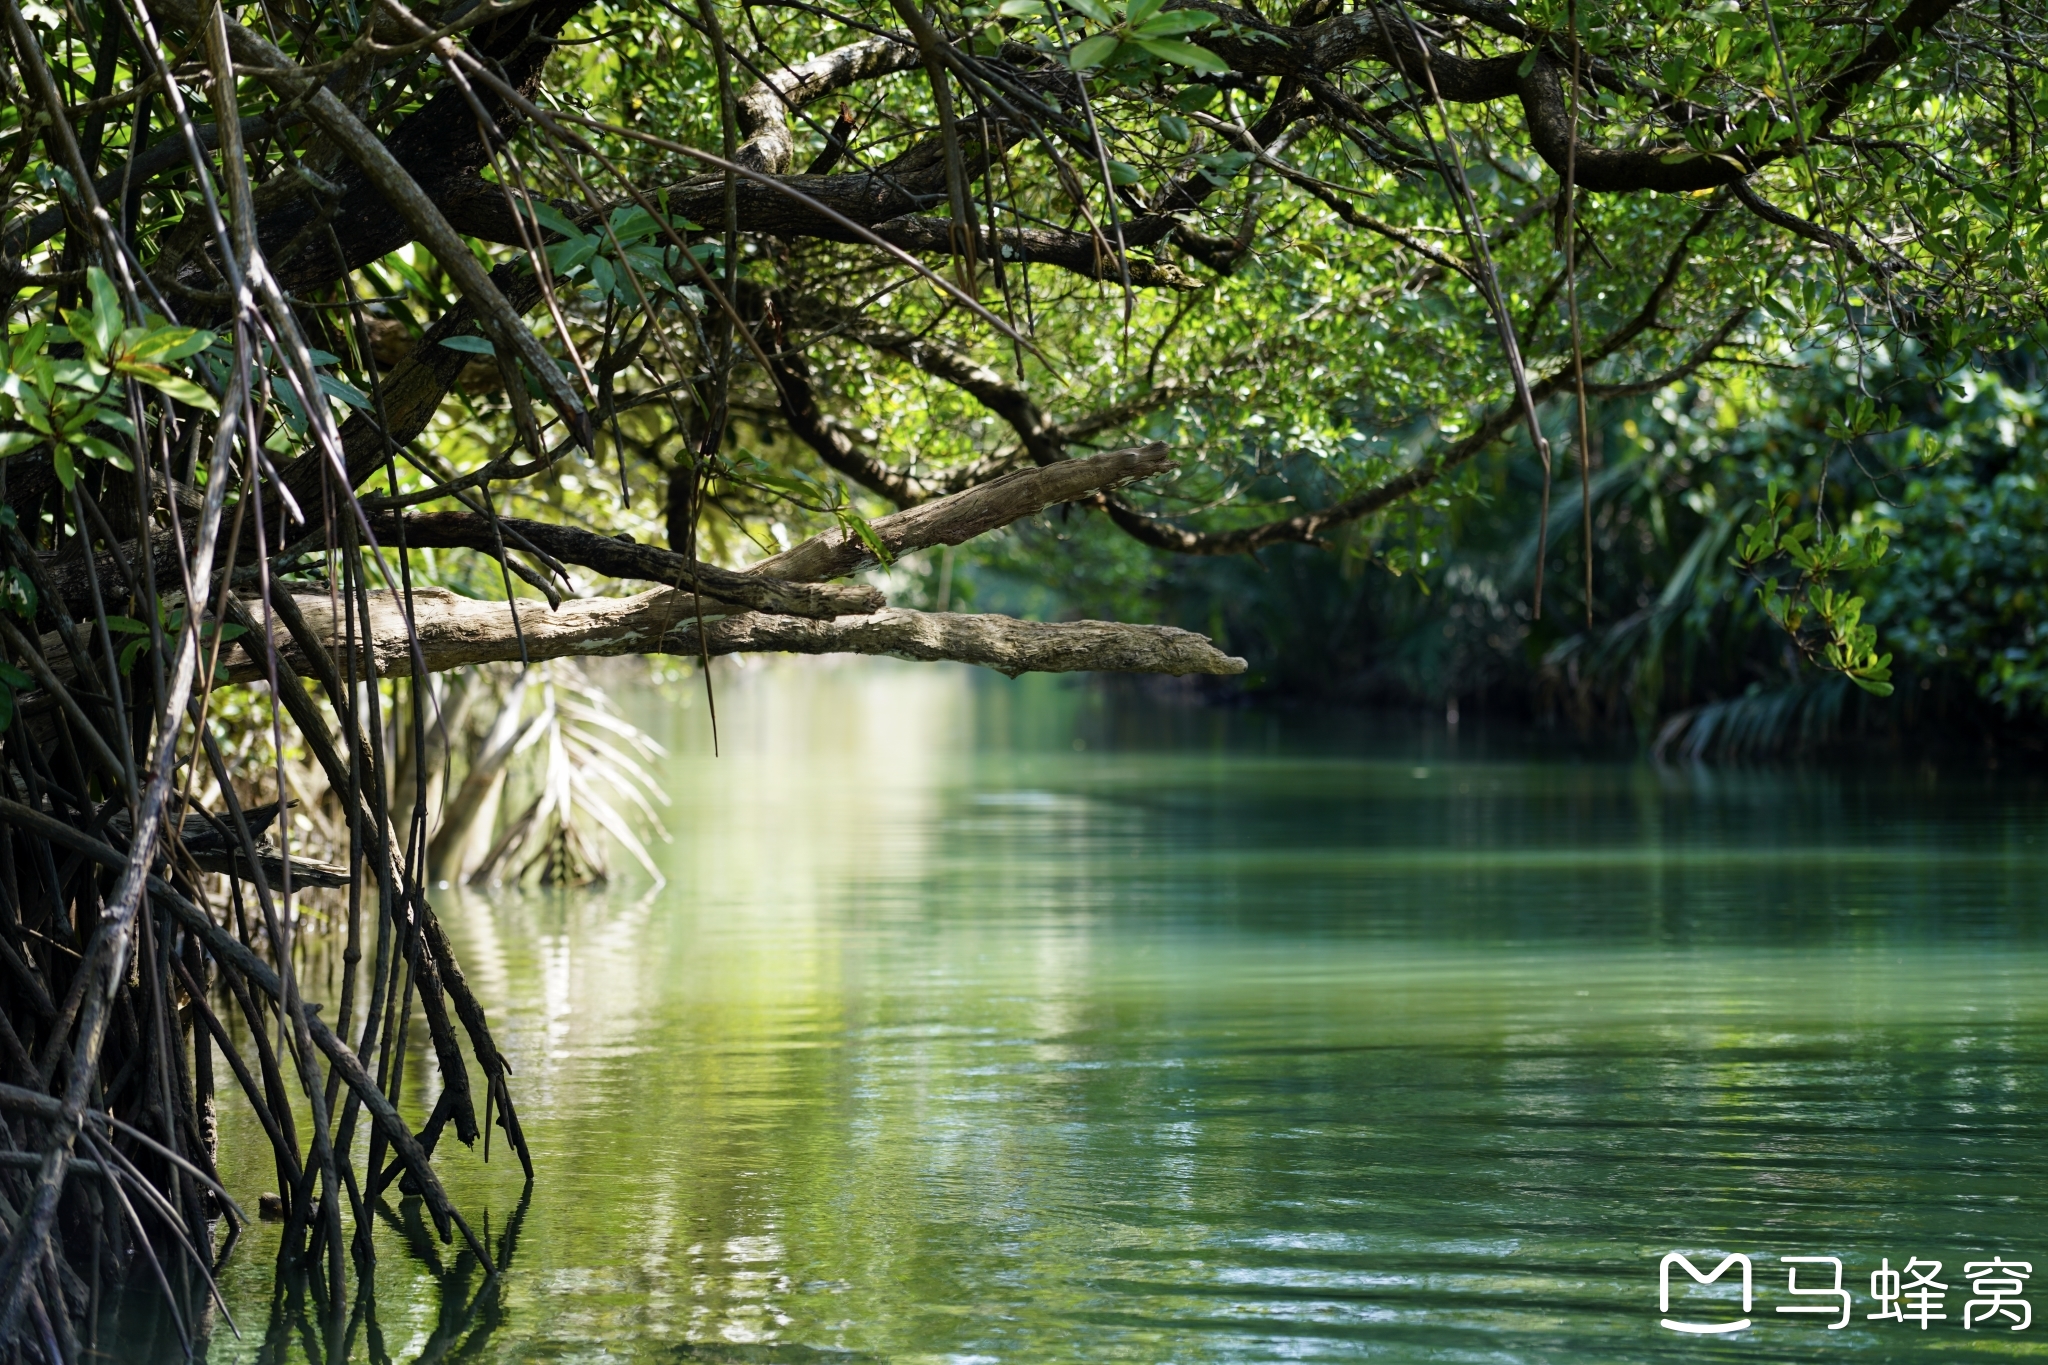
[983,344,2048,755]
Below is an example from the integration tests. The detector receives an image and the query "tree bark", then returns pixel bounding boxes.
[235,589,1245,679]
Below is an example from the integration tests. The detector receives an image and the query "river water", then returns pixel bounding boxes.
[142,660,2048,1362]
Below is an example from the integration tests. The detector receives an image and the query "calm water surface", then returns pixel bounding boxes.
[158,661,2048,1362]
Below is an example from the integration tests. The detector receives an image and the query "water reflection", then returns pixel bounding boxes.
[165,661,2048,1362]
[107,1185,526,1364]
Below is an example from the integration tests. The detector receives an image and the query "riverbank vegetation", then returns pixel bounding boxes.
[976,343,2048,757]
[0,0,2041,1349]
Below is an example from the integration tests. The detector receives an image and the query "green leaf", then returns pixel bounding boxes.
[1065,0,1114,22]
[0,431,41,458]
[51,445,75,489]
[0,662,28,689]
[1159,113,1191,142]
[527,200,583,240]
[86,266,122,357]
[1132,36,1227,71]
[438,335,497,356]
[608,205,664,243]
[546,235,599,274]
[591,255,618,297]
[123,326,214,362]
[997,0,1047,14]
[1132,9,1213,36]
[318,374,370,409]
[61,309,102,358]
[1106,158,1142,185]
[1173,83,1218,110]
[836,508,895,566]
[119,365,221,412]
[271,381,309,433]
[1067,32,1121,67]
[103,615,152,635]
[1125,0,1164,22]
[75,435,133,471]
[8,322,48,369]
[50,359,98,392]
[1196,149,1254,183]
[622,243,673,281]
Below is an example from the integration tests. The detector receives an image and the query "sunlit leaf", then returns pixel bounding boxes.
[123,326,215,362]
[118,364,221,412]
[1132,9,1212,36]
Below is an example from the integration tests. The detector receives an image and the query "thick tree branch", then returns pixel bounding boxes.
[755,441,1174,580]
[235,590,1244,678]
[154,0,589,429]
[360,511,886,616]
[1729,178,1874,269]
[182,0,588,299]
[5,114,298,255]
[732,33,921,172]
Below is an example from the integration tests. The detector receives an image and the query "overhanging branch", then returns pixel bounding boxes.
[235,590,1245,678]
[360,511,884,616]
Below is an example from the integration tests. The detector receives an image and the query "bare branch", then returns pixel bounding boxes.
[360,511,885,616]
[234,588,1243,678]
[755,441,1174,580]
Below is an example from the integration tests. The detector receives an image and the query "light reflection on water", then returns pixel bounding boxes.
[140,659,2048,1362]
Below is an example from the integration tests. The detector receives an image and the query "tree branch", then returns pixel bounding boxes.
[731,33,921,173]
[1179,0,1961,195]
[754,441,1174,580]
[1101,217,1727,553]
[359,511,886,616]
[762,299,944,508]
[850,324,1065,465]
[234,590,1244,678]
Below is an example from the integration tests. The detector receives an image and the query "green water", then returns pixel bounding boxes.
[147,662,2048,1362]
